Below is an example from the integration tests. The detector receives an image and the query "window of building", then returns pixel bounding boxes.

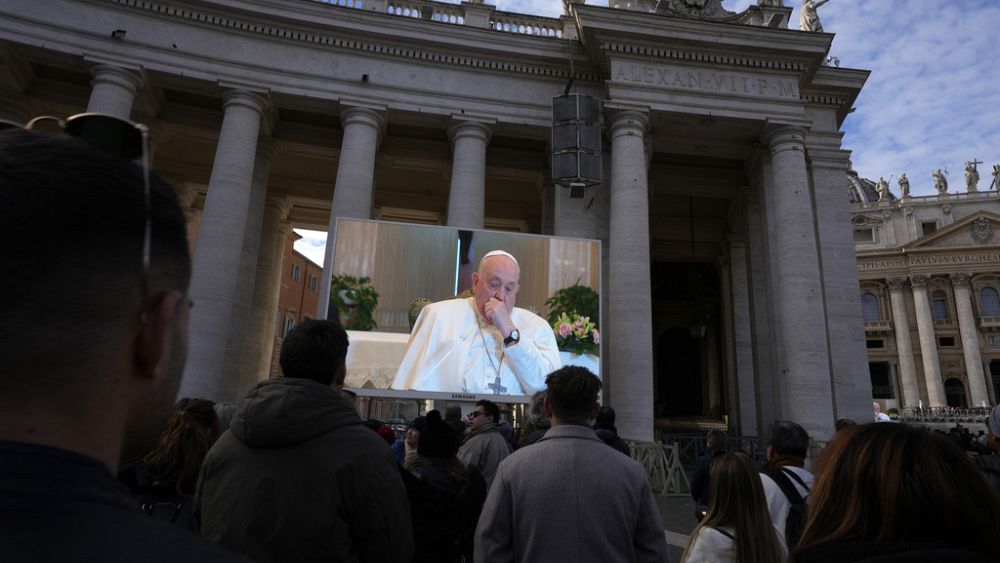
[981,287,1000,317]
[309,275,318,292]
[866,339,884,349]
[291,264,302,283]
[861,293,880,322]
[921,221,938,237]
[869,362,893,399]
[931,290,950,322]
[853,228,874,243]
[283,315,295,337]
[944,378,967,408]
[938,336,956,347]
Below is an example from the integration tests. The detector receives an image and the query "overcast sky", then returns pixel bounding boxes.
[295,0,999,265]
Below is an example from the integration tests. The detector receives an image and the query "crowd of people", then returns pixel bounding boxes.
[4,126,1000,563]
[682,414,1000,563]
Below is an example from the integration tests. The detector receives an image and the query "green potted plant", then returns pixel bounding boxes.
[545,282,600,356]
[330,275,379,331]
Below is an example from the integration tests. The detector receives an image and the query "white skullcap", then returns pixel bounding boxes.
[989,405,1000,437]
[480,250,519,269]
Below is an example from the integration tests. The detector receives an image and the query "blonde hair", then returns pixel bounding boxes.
[681,452,785,563]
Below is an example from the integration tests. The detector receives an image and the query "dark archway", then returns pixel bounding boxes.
[656,327,702,417]
[944,378,967,408]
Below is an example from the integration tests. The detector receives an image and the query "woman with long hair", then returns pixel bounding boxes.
[681,451,786,563]
[133,398,219,530]
[792,423,1000,562]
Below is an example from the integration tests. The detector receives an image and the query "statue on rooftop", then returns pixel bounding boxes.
[965,160,981,193]
[992,164,1000,191]
[876,176,890,202]
[932,169,948,195]
[799,0,830,32]
[898,173,910,199]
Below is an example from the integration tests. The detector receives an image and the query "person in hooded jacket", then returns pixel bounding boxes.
[403,410,487,563]
[195,320,413,563]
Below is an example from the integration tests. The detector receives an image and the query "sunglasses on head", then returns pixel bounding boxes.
[2,113,152,315]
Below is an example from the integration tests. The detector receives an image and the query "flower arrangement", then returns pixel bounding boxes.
[546,282,600,355]
[552,311,599,355]
[330,274,379,331]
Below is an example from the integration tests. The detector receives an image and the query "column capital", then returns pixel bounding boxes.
[265,195,293,219]
[886,277,910,292]
[910,274,930,289]
[222,89,269,115]
[278,220,294,238]
[762,124,807,155]
[339,104,386,133]
[950,272,972,289]
[605,105,649,141]
[89,64,144,94]
[447,117,494,147]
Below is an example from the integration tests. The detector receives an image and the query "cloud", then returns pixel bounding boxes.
[293,229,328,267]
[437,0,997,196]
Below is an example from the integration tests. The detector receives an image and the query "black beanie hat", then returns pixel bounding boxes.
[418,410,458,459]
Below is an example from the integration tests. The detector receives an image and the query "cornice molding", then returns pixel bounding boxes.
[107,0,603,82]
[600,42,807,73]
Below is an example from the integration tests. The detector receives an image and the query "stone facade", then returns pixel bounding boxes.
[0,0,871,441]
[851,170,1000,410]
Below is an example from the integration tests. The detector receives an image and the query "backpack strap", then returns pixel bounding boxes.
[710,527,736,542]
[761,466,805,506]
[779,467,810,495]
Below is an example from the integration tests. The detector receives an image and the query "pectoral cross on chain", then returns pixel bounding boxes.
[487,376,507,395]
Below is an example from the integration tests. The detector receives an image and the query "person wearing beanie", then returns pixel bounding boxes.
[974,405,1000,495]
[404,410,487,563]
[393,415,427,467]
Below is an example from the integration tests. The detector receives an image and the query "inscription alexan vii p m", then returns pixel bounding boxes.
[612,61,798,100]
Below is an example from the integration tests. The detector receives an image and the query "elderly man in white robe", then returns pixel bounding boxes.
[391,250,560,395]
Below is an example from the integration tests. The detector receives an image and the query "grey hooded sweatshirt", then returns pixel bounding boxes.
[195,378,413,563]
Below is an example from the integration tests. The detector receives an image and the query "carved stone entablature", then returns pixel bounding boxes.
[950,273,972,288]
[910,275,930,289]
[655,0,737,20]
[852,214,885,227]
[971,217,994,244]
[886,277,909,292]
[928,276,951,290]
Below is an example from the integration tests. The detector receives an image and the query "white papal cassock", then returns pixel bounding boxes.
[390,297,561,395]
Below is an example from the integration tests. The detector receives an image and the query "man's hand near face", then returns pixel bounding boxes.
[484,292,515,339]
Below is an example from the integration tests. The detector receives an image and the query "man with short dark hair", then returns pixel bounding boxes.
[0,129,241,561]
[196,319,413,562]
[474,367,668,562]
[457,399,511,489]
[760,420,814,551]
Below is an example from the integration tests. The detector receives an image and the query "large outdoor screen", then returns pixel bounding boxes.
[327,218,601,402]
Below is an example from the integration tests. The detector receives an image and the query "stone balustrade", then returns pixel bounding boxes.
[307,0,564,37]
[489,11,564,38]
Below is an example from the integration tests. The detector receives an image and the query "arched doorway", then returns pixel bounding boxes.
[944,378,967,408]
[656,327,702,417]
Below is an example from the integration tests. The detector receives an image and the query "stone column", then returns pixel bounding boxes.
[606,107,653,442]
[245,196,292,383]
[887,277,921,407]
[317,105,385,318]
[86,64,143,119]
[728,237,758,436]
[228,139,275,397]
[761,126,832,434]
[182,89,267,403]
[446,117,493,230]
[911,275,946,406]
[952,273,990,406]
